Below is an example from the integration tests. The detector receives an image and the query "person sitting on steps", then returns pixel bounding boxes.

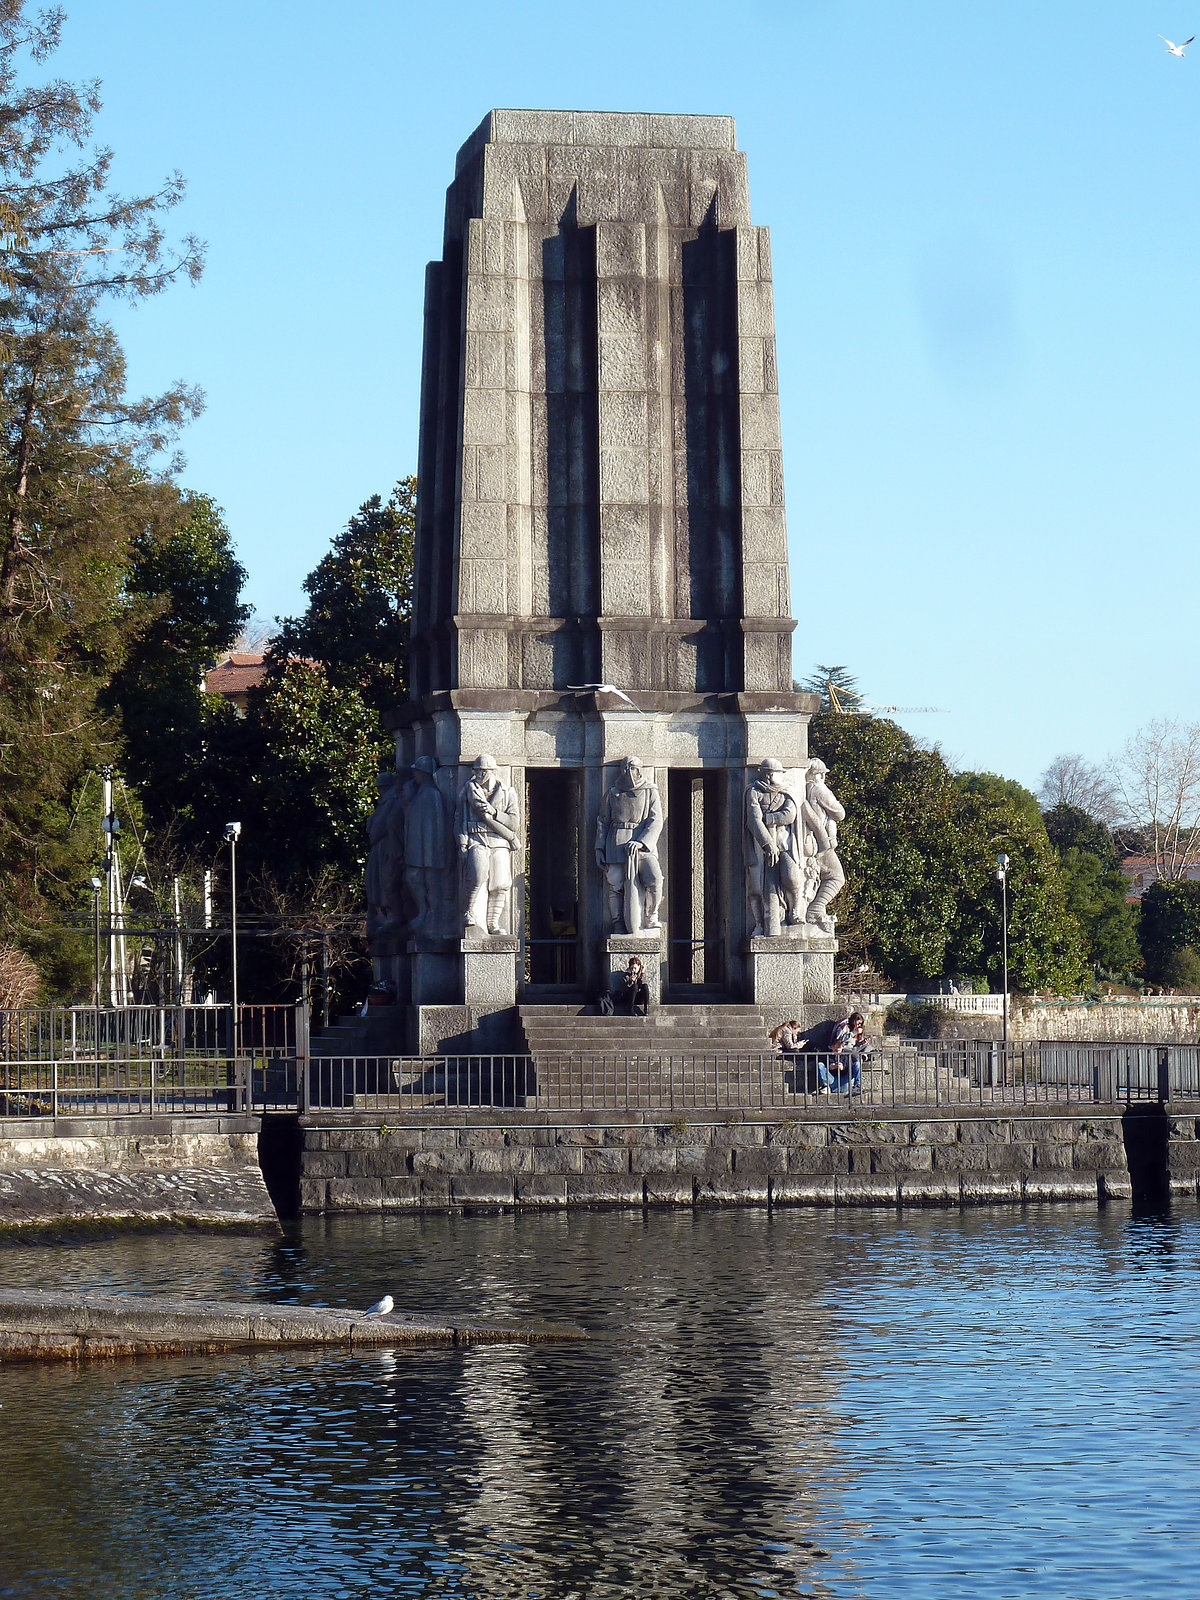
[785,1012,867,1095]
[816,1012,867,1095]
[620,957,650,1016]
[597,957,650,1016]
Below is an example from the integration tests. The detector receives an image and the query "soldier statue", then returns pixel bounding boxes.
[744,758,805,937]
[401,755,451,938]
[801,758,846,932]
[455,755,520,935]
[595,756,663,935]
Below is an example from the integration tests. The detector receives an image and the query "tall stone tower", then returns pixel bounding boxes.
[377,111,839,1050]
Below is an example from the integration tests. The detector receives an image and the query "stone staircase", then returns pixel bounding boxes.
[310,1007,406,1059]
[518,1003,781,1109]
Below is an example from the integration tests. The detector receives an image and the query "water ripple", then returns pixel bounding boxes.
[0,1205,1197,1598]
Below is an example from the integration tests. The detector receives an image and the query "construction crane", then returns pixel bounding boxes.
[826,682,948,717]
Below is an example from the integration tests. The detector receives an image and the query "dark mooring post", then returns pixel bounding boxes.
[298,955,311,1115]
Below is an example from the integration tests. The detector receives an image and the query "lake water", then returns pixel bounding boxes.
[0,1203,1197,1599]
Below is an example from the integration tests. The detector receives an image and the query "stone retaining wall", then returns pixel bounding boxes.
[0,1117,279,1233]
[299,1109,1146,1211]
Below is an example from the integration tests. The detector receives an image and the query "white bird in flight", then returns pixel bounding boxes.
[364,1294,394,1316]
[1160,34,1196,56]
[566,683,638,708]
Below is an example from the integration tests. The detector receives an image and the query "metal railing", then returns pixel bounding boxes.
[301,1041,1193,1115]
[0,1004,300,1118]
[2,1007,1196,1120]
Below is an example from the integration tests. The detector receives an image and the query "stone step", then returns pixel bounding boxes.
[310,1008,405,1059]
[520,1029,774,1043]
[519,1004,767,1018]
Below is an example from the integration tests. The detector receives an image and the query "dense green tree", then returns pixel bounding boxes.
[0,3,202,976]
[1139,880,1200,982]
[108,492,248,839]
[241,660,382,885]
[271,478,415,720]
[1044,803,1116,862]
[1042,803,1140,975]
[1160,946,1200,992]
[955,771,1043,832]
[809,713,1086,992]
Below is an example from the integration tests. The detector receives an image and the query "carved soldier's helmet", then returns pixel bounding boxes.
[472,754,499,773]
[412,755,437,775]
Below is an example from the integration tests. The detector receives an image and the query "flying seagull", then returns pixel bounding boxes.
[1160,34,1196,55]
[364,1294,394,1316]
[566,683,638,708]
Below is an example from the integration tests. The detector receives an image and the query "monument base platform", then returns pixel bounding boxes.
[745,930,837,1025]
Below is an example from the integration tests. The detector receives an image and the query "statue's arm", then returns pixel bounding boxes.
[813,778,846,824]
[453,793,470,854]
[491,787,521,848]
[744,790,771,853]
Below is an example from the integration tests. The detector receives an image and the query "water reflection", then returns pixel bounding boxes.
[0,1207,1198,1597]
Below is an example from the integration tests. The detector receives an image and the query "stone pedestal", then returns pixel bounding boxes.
[409,939,458,1006]
[461,935,519,1012]
[605,933,665,1007]
[411,936,520,1055]
[746,929,837,1026]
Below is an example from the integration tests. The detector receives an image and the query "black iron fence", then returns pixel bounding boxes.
[302,1040,1197,1116]
[1,1010,1197,1119]
[0,1004,300,1117]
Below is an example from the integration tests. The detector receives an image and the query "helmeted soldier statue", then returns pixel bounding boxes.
[401,755,451,937]
[595,756,663,935]
[801,758,846,932]
[455,755,520,935]
[744,758,805,937]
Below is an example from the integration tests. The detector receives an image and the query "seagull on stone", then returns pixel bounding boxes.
[1160,34,1196,55]
[566,683,638,708]
[364,1294,394,1316]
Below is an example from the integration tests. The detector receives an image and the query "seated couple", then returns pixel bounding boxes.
[597,957,650,1017]
[770,1012,868,1094]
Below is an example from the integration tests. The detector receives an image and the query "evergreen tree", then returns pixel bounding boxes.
[1043,803,1140,975]
[110,492,248,840]
[271,478,415,720]
[0,3,202,972]
[797,663,864,713]
[808,713,1086,992]
[1139,880,1200,983]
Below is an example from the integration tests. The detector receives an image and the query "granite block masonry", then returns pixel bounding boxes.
[367,109,841,1050]
[299,1109,1143,1212]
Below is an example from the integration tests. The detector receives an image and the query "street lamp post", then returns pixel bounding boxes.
[89,876,103,1007]
[224,823,242,1098]
[996,853,1010,1058]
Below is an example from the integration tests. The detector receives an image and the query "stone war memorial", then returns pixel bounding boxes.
[366,109,847,1054]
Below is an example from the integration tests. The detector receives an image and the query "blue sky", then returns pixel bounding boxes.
[51,0,1200,789]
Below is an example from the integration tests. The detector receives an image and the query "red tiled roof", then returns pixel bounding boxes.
[1120,855,1200,872]
[205,653,267,696]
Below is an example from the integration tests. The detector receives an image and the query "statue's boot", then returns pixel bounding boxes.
[486,891,508,936]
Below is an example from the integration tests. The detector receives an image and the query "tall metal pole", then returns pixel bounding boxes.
[996,854,1010,1057]
[91,880,102,1007]
[172,876,185,1004]
[1002,873,1009,1054]
[227,825,240,1063]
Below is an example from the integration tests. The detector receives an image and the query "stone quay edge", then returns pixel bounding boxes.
[0,1287,587,1364]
